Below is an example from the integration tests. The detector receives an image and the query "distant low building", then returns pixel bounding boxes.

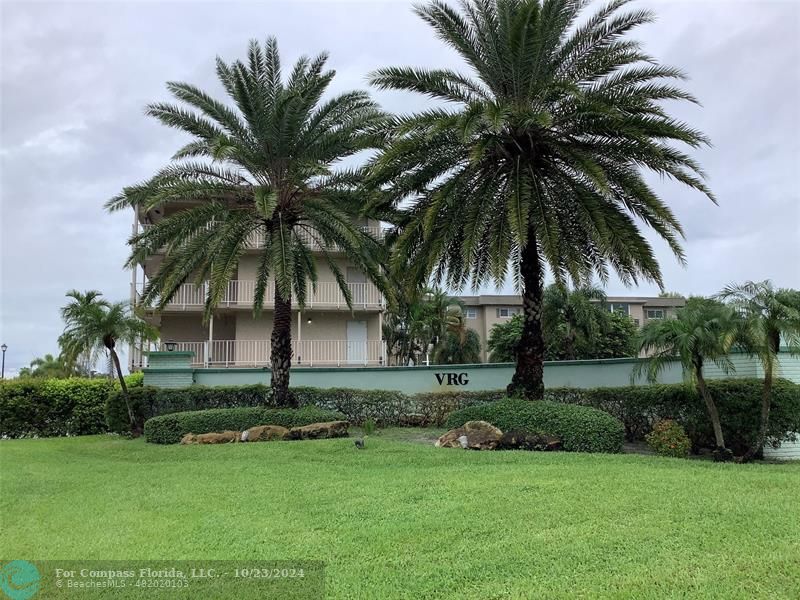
[458,294,686,362]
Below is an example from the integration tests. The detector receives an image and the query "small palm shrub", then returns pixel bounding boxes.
[445,398,625,453]
[144,406,344,444]
[646,420,691,458]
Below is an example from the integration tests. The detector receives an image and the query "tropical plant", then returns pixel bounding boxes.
[717,281,800,461]
[368,0,713,399]
[635,298,743,461]
[435,329,482,364]
[488,313,524,363]
[107,39,389,406]
[17,354,83,379]
[382,288,465,365]
[58,291,157,434]
[59,290,108,373]
[542,284,607,360]
[592,310,638,359]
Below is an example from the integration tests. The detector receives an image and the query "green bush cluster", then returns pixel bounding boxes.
[293,387,505,426]
[144,406,344,444]
[0,378,114,438]
[106,384,270,433]
[646,420,691,458]
[108,385,502,430]
[546,378,800,455]
[445,398,625,453]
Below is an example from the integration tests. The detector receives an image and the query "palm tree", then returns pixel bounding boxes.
[435,331,482,364]
[60,290,108,373]
[18,354,80,379]
[636,298,742,461]
[368,0,713,399]
[542,283,607,360]
[717,281,800,461]
[59,292,157,434]
[106,39,389,406]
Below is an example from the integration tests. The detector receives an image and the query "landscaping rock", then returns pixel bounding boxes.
[287,421,350,440]
[181,431,241,444]
[242,425,290,442]
[435,420,502,450]
[497,430,562,451]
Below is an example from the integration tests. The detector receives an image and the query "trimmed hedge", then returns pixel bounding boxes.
[445,398,625,453]
[107,385,502,430]
[144,406,345,444]
[547,378,800,455]
[106,384,270,433]
[0,378,114,438]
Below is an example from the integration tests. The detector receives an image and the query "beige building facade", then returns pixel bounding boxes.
[130,208,387,369]
[129,202,685,368]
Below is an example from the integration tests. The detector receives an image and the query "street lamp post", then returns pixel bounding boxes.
[1,344,7,379]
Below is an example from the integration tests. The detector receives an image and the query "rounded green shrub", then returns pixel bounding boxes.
[646,420,691,458]
[444,398,625,453]
[144,406,345,444]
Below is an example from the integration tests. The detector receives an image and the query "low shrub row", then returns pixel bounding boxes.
[107,385,505,431]
[144,406,344,444]
[106,385,270,433]
[0,378,115,438]
[445,399,626,453]
[547,378,800,455]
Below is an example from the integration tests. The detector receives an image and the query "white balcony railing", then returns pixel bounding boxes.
[137,280,383,310]
[140,223,384,253]
[159,339,384,367]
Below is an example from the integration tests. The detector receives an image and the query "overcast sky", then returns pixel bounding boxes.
[1,0,799,375]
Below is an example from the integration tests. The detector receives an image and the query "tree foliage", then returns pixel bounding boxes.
[106,39,390,405]
[368,0,713,398]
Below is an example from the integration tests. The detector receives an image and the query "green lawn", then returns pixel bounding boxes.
[2,433,799,599]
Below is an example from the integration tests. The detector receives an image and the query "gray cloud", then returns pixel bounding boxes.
[1,0,799,373]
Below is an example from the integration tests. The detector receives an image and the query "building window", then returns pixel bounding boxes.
[496,307,519,318]
[465,307,478,319]
[646,309,665,320]
[607,303,630,315]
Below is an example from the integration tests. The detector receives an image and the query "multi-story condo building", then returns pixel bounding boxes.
[129,202,685,370]
[129,208,388,370]
[460,294,686,362]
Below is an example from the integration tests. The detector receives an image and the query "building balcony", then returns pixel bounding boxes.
[135,280,384,311]
[136,339,385,368]
[139,223,385,254]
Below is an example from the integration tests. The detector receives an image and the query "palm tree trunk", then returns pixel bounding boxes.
[110,347,139,436]
[695,361,730,461]
[271,288,296,407]
[507,229,545,400]
[743,337,779,462]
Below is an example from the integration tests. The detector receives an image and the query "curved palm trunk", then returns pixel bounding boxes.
[271,289,296,407]
[694,359,730,461]
[742,334,780,462]
[107,341,140,437]
[507,230,545,400]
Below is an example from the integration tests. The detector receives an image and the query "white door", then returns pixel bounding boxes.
[347,267,366,305]
[346,320,367,364]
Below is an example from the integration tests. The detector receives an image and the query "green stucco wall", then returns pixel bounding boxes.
[144,351,800,392]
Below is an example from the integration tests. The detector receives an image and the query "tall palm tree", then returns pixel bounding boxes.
[636,298,742,461]
[106,39,389,406]
[542,283,606,360]
[368,0,713,399]
[59,292,157,434]
[718,281,800,461]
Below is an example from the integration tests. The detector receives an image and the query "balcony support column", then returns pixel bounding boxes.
[206,314,214,367]
[297,311,302,365]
